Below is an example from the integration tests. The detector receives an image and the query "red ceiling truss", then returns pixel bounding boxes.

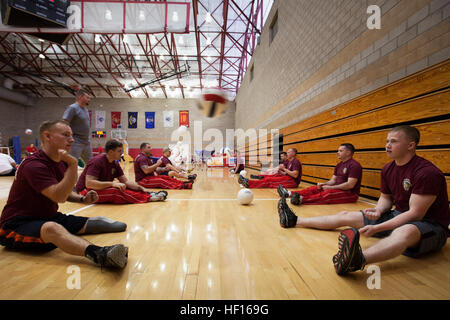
[0,0,267,100]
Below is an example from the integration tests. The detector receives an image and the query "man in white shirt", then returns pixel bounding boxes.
[0,153,17,176]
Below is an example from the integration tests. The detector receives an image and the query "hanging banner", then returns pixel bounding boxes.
[145,112,155,129]
[163,110,174,128]
[128,112,138,129]
[179,110,189,127]
[111,112,121,129]
[95,110,105,129]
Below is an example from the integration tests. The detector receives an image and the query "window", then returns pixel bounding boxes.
[269,11,278,45]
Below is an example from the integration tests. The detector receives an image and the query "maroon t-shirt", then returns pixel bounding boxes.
[285,158,302,186]
[334,158,362,195]
[76,153,124,192]
[134,153,155,182]
[380,155,449,230]
[0,150,67,226]
[159,156,172,167]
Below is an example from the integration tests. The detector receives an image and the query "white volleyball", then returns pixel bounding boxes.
[237,188,254,205]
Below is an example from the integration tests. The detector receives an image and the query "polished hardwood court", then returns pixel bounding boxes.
[0,165,449,300]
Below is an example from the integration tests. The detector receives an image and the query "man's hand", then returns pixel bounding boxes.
[82,190,98,204]
[359,225,379,237]
[322,185,333,190]
[362,208,383,221]
[317,182,325,190]
[137,185,145,192]
[112,182,127,191]
[58,149,78,166]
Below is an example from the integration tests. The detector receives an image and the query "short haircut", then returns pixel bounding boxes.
[390,125,420,145]
[140,142,150,150]
[340,143,355,154]
[163,147,171,153]
[105,139,123,152]
[287,148,297,154]
[75,89,89,99]
[39,119,70,138]
[280,151,287,156]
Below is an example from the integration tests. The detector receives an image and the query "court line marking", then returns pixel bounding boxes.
[66,204,96,215]
[357,199,376,206]
[167,198,279,201]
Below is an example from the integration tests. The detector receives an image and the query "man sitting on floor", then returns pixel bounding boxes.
[277,125,449,276]
[157,148,197,181]
[0,120,128,269]
[135,142,193,189]
[76,139,167,204]
[250,151,288,179]
[0,152,17,176]
[277,143,362,205]
[239,148,302,189]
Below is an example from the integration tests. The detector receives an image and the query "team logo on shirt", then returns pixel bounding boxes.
[402,178,411,191]
[343,167,347,174]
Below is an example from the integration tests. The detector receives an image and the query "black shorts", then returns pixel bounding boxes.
[0,213,88,252]
[362,210,448,258]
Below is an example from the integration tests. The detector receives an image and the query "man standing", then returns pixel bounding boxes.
[135,143,193,189]
[63,89,92,165]
[76,139,168,204]
[277,144,362,205]
[277,126,449,276]
[239,148,301,188]
[0,120,128,269]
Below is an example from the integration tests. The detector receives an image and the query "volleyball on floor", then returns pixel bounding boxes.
[25,129,32,135]
[237,188,254,205]
[240,170,247,177]
[197,88,228,118]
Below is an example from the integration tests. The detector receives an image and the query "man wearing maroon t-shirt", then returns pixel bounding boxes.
[239,148,301,188]
[278,125,449,276]
[0,120,129,269]
[135,143,193,189]
[76,140,167,204]
[156,148,197,181]
[277,144,362,205]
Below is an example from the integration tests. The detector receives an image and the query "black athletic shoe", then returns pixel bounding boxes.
[277,196,298,228]
[93,244,128,269]
[250,174,264,180]
[332,228,366,275]
[238,175,249,188]
[188,174,197,180]
[290,192,303,205]
[277,184,290,198]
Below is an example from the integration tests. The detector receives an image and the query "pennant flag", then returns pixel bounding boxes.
[145,112,155,129]
[163,110,174,127]
[128,112,138,129]
[111,112,121,129]
[95,110,105,129]
[179,110,189,127]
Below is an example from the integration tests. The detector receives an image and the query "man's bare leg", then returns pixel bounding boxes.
[296,210,365,230]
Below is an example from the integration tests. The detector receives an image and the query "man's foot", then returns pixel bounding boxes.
[188,174,197,180]
[277,184,290,198]
[93,244,128,269]
[290,192,303,205]
[250,174,264,180]
[332,228,366,275]
[277,196,298,228]
[148,191,168,201]
[238,175,249,188]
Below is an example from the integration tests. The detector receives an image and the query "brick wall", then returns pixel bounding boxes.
[235,0,450,131]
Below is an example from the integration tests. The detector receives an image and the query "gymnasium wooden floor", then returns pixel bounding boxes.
[0,164,449,300]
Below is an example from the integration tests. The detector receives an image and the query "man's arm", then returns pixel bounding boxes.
[86,174,125,191]
[322,177,357,191]
[118,175,145,191]
[368,193,435,233]
[141,159,163,175]
[281,167,299,178]
[318,175,337,188]
[41,151,78,203]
